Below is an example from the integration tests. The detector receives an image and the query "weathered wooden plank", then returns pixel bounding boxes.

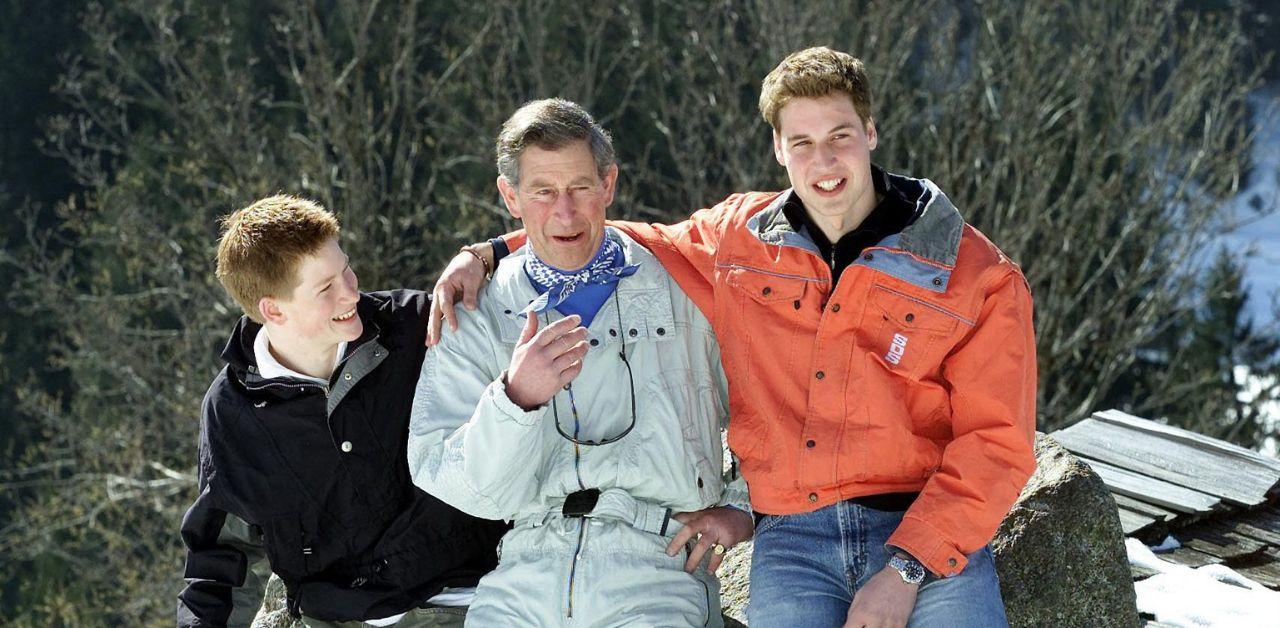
[1119,507,1158,535]
[1093,410,1280,474]
[1232,562,1280,590]
[1235,507,1280,535]
[1226,547,1280,589]
[1160,546,1222,567]
[1131,564,1161,581]
[1054,419,1275,506]
[1081,458,1221,514]
[1211,518,1280,547]
[1178,525,1266,560]
[1112,493,1179,522]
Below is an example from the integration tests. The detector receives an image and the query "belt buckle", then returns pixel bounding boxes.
[562,488,601,518]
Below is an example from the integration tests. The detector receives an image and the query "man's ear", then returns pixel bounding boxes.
[258,296,287,326]
[773,130,786,167]
[497,176,521,220]
[865,117,878,151]
[600,163,619,206]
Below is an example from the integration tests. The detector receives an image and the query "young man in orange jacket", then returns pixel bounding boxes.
[433,47,1036,627]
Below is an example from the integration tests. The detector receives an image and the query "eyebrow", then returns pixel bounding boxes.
[786,123,858,142]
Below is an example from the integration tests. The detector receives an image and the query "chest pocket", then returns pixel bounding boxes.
[724,265,808,307]
[865,284,968,380]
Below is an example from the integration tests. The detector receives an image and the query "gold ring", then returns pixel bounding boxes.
[712,543,726,555]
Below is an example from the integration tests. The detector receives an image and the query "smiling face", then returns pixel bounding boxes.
[773,94,879,228]
[497,140,618,270]
[261,237,362,350]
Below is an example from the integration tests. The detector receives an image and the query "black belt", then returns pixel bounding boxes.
[849,491,919,512]
[753,491,920,524]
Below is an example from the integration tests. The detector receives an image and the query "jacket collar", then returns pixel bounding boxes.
[221,293,384,388]
[747,168,965,292]
[488,227,676,343]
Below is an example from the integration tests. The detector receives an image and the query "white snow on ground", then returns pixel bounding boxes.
[1128,538,1280,627]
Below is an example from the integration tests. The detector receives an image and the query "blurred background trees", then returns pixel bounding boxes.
[1,0,1277,623]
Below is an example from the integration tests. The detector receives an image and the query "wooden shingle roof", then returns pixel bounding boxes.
[1051,410,1280,590]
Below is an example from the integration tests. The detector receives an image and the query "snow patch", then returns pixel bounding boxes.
[1127,537,1280,627]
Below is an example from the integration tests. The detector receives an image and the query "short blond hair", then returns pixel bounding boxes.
[759,47,873,130]
[215,195,339,322]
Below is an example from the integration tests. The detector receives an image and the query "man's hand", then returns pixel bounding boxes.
[427,244,494,346]
[505,314,589,410]
[664,506,754,573]
[844,564,919,628]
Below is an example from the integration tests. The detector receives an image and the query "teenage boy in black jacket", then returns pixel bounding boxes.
[177,195,506,627]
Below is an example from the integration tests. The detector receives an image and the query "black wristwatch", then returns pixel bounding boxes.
[888,552,926,585]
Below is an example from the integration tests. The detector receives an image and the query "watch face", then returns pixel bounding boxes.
[891,555,926,584]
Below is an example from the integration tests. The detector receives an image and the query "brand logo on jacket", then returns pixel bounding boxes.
[886,333,908,364]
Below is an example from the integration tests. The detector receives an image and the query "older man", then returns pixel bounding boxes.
[434,48,1037,628]
[406,99,752,627]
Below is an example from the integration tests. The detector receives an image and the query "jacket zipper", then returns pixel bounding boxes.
[566,519,590,618]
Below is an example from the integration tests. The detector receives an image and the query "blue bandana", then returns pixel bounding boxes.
[523,234,640,326]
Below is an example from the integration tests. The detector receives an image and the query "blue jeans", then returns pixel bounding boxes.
[747,500,1009,628]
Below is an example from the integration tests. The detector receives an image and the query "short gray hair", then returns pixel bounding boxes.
[495,98,615,187]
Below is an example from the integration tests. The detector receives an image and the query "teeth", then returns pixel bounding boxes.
[816,178,842,191]
[333,307,357,322]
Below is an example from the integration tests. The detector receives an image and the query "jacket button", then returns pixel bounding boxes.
[628,329,638,337]
[933,277,943,286]
[905,313,915,322]
[343,373,352,380]
[341,441,353,453]
[806,439,816,448]
[815,371,825,380]
[808,492,818,502]
[609,329,617,337]
[948,557,958,567]
[864,253,874,261]
[762,287,772,296]
[590,339,600,346]
[793,300,801,310]
[656,328,665,336]
[832,303,841,312]
[697,477,704,488]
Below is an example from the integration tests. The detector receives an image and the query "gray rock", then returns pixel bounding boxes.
[252,574,300,628]
[717,540,753,626]
[992,433,1139,627]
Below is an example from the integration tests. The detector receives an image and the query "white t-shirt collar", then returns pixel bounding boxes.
[253,327,347,387]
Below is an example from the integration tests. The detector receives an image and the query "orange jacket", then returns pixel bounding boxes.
[604,174,1037,577]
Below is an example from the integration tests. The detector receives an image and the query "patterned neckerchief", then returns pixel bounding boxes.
[522,233,640,317]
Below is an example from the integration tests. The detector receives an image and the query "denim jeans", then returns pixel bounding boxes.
[747,499,1009,628]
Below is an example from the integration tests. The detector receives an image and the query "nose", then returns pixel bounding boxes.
[816,141,838,165]
[551,189,577,220]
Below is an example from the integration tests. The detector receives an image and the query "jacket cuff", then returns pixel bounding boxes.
[486,373,545,427]
[885,515,969,577]
[716,486,751,514]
